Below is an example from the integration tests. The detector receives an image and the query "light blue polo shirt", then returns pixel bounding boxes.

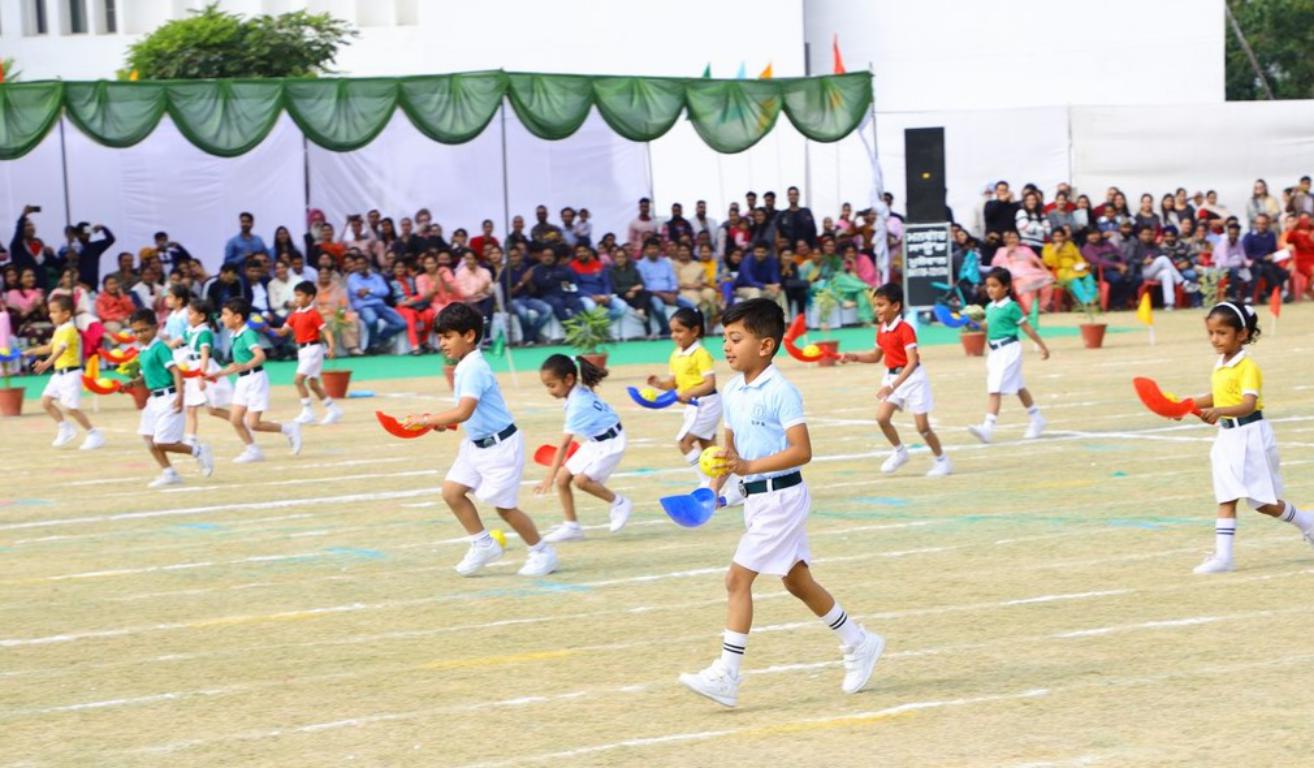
[453,350,515,440]
[722,364,806,482]
[563,384,619,438]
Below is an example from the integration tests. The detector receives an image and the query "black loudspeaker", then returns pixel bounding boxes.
[905,127,946,223]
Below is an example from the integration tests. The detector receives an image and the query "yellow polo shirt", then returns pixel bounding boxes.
[669,341,715,394]
[51,322,80,370]
[1211,351,1263,410]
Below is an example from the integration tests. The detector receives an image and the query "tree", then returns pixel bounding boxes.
[120,3,356,80]
[1226,0,1314,100]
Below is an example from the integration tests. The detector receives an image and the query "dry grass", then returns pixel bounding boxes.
[2,307,1313,767]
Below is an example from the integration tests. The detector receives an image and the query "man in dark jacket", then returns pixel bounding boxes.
[776,185,818,248]
[529,246,584,322]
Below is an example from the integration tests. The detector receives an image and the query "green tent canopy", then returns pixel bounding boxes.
[0,70,872,161]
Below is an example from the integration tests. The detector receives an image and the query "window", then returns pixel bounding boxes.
[103,0,117,32]
[26,0,50,35]
[68,0,88,33]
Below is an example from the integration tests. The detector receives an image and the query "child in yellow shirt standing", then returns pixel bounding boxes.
[24,295,105,450]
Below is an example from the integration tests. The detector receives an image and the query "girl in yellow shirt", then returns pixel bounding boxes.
[1192,301,1313,574]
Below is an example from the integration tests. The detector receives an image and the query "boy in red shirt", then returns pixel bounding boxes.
[841,283,952,477]
[274,281,342,425]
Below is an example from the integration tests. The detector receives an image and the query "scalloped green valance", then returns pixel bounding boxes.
[0,70,871,160]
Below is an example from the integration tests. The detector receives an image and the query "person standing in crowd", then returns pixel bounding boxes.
[559,208,580,248]
[984,181,1020,237]
[627,197,659,255]
[224,212,267,267]
[530,205,563,249]
[663,202,694,244]
[692,200,718,239]
[1015,191,1049,253]
[777,185,818,248]
[469,219,500,262]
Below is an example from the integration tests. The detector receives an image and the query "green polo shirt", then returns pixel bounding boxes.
[231,327,261,365]
[985,298,1025,341]
[139,338,177,390]
[186,326,214,357]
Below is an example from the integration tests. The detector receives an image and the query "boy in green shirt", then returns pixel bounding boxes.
[128,309,214,488]
[213,298,301,463]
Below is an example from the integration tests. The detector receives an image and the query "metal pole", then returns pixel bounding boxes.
[497,100,517,362]
[802,41,813,208]
[302,135,311,219]
[57,117,71,228]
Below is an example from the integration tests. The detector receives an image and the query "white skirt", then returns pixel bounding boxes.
[677,391,722,441]
[184,359,233,409]
[1211,419,1283,508]
[564,428,627,484]
[881,366,933,414]
[733,482,812,576]
[986,340,1025,395]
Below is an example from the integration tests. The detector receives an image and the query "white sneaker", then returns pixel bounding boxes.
[78,428,105,451]
[282,422,302,455]
[678,659,740,707]
[148,469,182,489]
[233,446,265,464]
[841,629,886,694]
[194,442,214,478]
[967,424,993,444]
[454,537,504,576]
[293,408,316,425]
[1024,413,1047,439]
[1192,553,1234,574]
[542,523,585,543]
[320,404,343,425]
[880,446,910,474]
[926,455,953,477]
[517,545,559,577]
[609,496,633,533]
[52,424,77,448]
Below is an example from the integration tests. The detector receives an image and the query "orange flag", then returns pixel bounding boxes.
[758,62,773,79]
[1269,286,1282,318]
[832,34,846,74]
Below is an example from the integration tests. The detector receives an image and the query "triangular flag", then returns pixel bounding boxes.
[735,62,746,79]
[1269,287,1282,318]
[490,328,506,358]
[1136,292,1153,325]
[832,34,846,74]
[758,62,773,79]
[701,63,711,79]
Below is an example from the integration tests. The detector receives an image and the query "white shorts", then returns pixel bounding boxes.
[231,370,271,413]
[1211,419,1283,509]
[137,390,185,444]
[296,343,325,378]
[733,481,812,576]
[881,366,933,414]
[564,428,627,484]
[184,362,233,409]
[41,369,82,410]
[985,339,1025,395]
[677,391,722,441]
[446,429,525,510]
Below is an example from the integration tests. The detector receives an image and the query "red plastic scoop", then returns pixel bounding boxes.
[1132,377,1201,419]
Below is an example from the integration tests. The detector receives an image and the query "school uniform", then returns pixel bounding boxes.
[671,340,722,440]
[1210,350,1282,508]
[229,326,270,412]
[723,364,811,576]
[182,324,232,409]
[984,297,1027,394]
[285,306,327,378]
[137,337,184,444]
[562,384,626,483]
[41,322,83,409]
[445,350,524,510]
[876,316,933,414]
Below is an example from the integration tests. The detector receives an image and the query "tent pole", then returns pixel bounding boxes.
[58,117,71,228]
[498,99,518,378]
[302,134,311,219]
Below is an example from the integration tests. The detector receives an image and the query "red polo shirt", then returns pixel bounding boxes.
[285,306,325,344]
[876,318,917,369]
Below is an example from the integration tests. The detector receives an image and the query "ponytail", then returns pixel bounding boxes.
[576,355,608,387]
[540,353,609,389]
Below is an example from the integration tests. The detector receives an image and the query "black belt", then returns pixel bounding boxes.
[592,422,623,441]
[887,366,903,375]
[988,336,1019,350]
[472,423,518,448]
[150,386,177,397]
[1220,411,1263,429]
[740,471,804,496]
[55,366,81,374]
[298,341,322,349]
[238,366,264,377]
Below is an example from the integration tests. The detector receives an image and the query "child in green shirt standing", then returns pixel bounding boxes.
[128,309,214,488]
[213,298,302,463]
[967,267,1050,444]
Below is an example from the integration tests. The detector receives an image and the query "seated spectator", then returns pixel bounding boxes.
[1072,195,1093,233]
[1133,194,1162,236]
[469,219,500,265]
[389,260,435,354]
[1045,191,1075,235]
[502,246,551,344]
[416,251,462,318]
[734,241,787,312]
[313,267,362,356]
[287,252,317,286]
[1284,213,1314,301]
[505,215,531,253]
[673,243,717,324]
[1242,213,1288,298]
[609,246,664,338]
[991,230,1054,314]
[95,274,136,333]
[268,260,298,319]
[1041,229,1090,285]
[346,255,406,352]
[454,250,495,323]
[131,264,168,321]
[1158,227,1201,305]
[948,231,984,305]
[530,245,585,325]
[340,214,380,264]
[205,264,246,315]
[1132,225,1187,309]
[1211,222,1250,302]
[108,250,138,289]
[309,223,347,269]
[637,238,694,326]
[1081,229,1135,309]
[570,244,627,321]
[5,267,51,344]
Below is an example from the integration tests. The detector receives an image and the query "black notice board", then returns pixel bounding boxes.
[902,222,953,308]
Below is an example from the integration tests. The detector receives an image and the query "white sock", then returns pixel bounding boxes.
[300,398,312,407]
[162,467,179,477]
[1280,502,1313,534]
[1215,518,1236,561]
[529,539,548,553]
[190,444,201,457]
[1027,405,1041,417]
[563,520,582,529]
[720,629,748,676]
[683,447,701,466]
[471,529,493,545]
[323,397,335,407]
[984,413,998,426]
[183,433,197,446]
[821,602,865,646]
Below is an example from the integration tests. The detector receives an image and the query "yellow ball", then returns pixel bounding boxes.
[699,446,730,478]
[96,377,114,388]
[489,528,507,548]
[639,386,659,401]
[802,343,820,357]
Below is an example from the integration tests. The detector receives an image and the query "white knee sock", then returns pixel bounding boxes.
[1280,502,1313,534]
[1215,518,1236,560]
[720,629,747,675]
[984,413,998,426]
[821,602,865,646]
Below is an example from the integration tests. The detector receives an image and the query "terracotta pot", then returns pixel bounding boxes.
[0,387,23,417]
[814,340,840,367]
[443,364,456,390]
[321,369,352,399]
[126,383,150,410]
[960,330,986,357]
[1080,323,1107,349]
[580,353,609,371]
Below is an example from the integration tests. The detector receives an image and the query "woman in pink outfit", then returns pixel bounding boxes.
[991,230,1055,314]
[416,251,462,316]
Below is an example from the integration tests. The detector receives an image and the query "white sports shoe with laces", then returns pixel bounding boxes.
[608,496,633,533]
[454,537,504,576]
[1192,553,1234,574]
[679,659,740,707]
[840,629,885,694]
[880,445,910,474]
[517,545,559,577]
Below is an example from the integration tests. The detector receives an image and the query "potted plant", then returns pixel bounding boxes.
[0,347,23,416]
[959,304,987,356]
[1070,277,1106,349]
[563,307,613,369]
[320,309,354,398]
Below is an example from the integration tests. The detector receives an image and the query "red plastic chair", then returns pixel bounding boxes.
[1137,280,1187,309]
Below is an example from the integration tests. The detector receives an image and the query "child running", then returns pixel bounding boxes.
[213,298,302,463]
[403,303,558,577]
[1192,301,1314,574]
[535,354,633,542]
[967,266,1050,444]
[24,295,105,450]
[272,280,343,426]
[180,299,233,446]
[127,309,214,487]
[679,298,884,708]
[841,283,952,477]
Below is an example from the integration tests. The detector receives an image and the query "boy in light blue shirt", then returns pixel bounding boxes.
[404,303,558,578]
[679,298,884,708]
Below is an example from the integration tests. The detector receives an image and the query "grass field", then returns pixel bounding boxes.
[3,307,1313,767]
